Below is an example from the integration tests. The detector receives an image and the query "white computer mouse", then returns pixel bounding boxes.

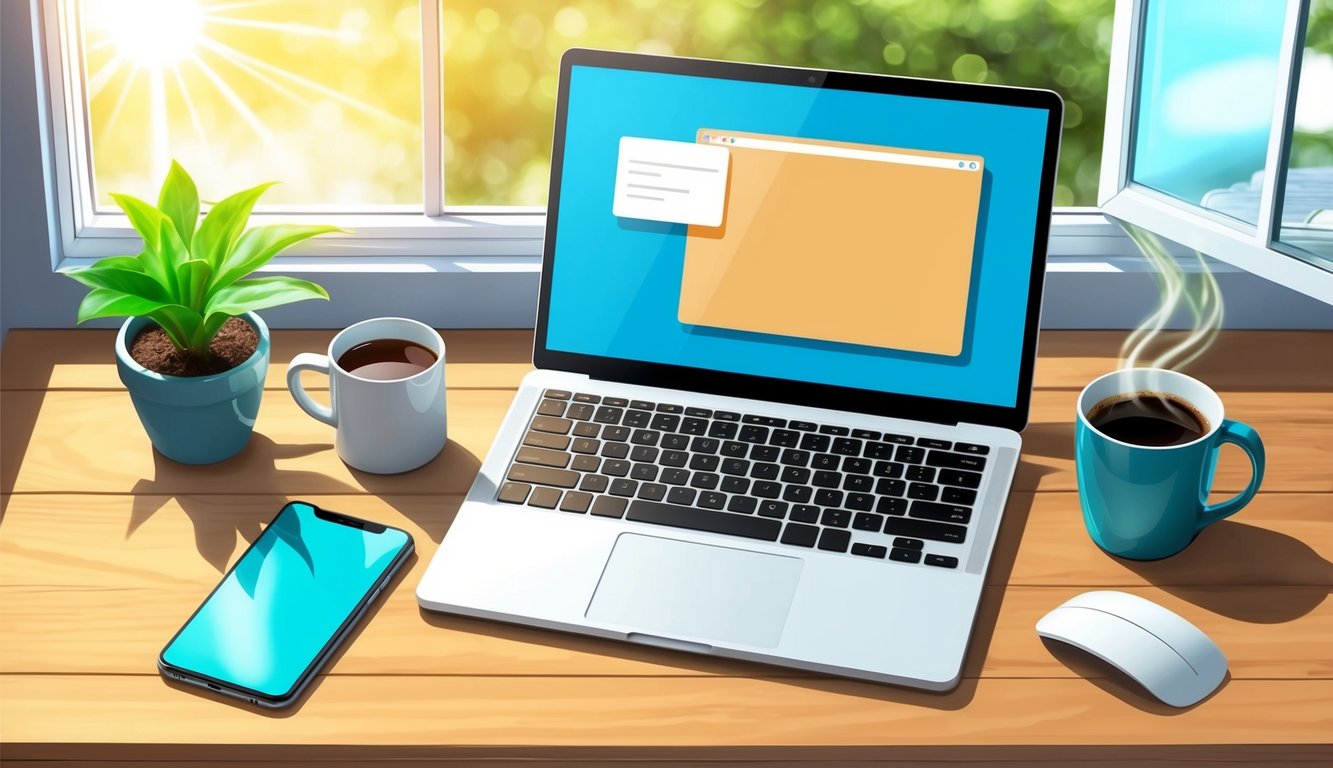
[1035,590,1227,708]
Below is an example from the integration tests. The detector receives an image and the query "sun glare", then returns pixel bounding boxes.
[107,0,203,69]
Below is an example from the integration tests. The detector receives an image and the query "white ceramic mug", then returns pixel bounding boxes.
[287,317,447,474]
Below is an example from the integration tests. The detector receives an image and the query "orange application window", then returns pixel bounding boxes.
[679,130,984,357]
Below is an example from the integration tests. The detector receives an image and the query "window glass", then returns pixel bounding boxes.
[1128,0,1286,226]
[1278,0,1333,268]
[78,0,422,209]
[442,0,1113,207]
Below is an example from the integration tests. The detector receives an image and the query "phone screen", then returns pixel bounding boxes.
[161,502,411,700]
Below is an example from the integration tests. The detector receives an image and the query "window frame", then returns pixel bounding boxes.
[1098,0,1333,305]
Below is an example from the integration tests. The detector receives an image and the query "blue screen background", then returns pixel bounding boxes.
[162,503,408,698]
[546,65,1052,408]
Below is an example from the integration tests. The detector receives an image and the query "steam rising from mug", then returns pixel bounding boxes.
[1118,223,1223,373]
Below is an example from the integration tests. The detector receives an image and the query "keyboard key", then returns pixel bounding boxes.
[721,441,749,457]
[941,487,978,505]
[953,442,990,455]
[623,410,652,428]
[630,446,659,463]
[845,492,875,511]
[721,458,750,476]
[927,451,988,472]
[602,426,631,442]
[708,421,739,439]
[572,393,601,404]
[543,389,571,400]
[630,429,660,446]
[690,454,721,472]
[565,403,596,421]
[877,478,907,496]
[630,399,655,410]
[895,446,925,464]
[685,407,713,418]
[743,414,786,427]
[790,505,820,523]
[559,491,591,513]
[601,459,631,477]
[497,482,531,504]
[537,399,567,417]
[508,464,579,488]
[865,442,895,459]
[881,433,914,445]
[752,481,782,498]
[889,547,923,564]
[661,434,688,451]
[925,554,960,569]
[873,461,904,478]
[739,425,769,443]
[780,449,811,466]
[655,402,683,413]
[529,487,561,509]
[770,429,800,447]
[878,497,909,516]
[832,438,862,456]
[603,397,628,408]
[917,437,951,449]
[851,542,887,558]
[651,413,681,432]
[851,429,882,440]
[580,474,609,493]
[853,512,883,531]
[697,491,727,510]
[516,446,572,468]
[630,463,659,481]
[661,450,689,467]
[819,424,850,436]
[814,489,843,507]
[780,466,811,485]
[843,475,874,493]
[728,495,758,514]
[906,466,937,483]
[690,472,720,490]
[714,410,740,421]
[907,483,939,501]
[601,442,630,459]
[590,495,627,518]
[788,420,816,431]
[570,438,600,455]
[690,437,720,454]
[609,479,639,497]
[681,417,709,435]
[939,469,983,489]
[758,500,789,519]
[883,517,968,544]
[750,463,780,480]
[782,485,812,503]
[781,523,819,548]
[748,445,779,462]
[893,537,924,550]
[800,433,831,452]
[660,468,690,485]
[572,422,601,438]
[813,471,841,488]
[911,501,973,524]
[820,509,851,528]
[530,416,572,434]
[842,457,872,474]
[810,453,839,470]
[523,431,571,450]
[667,487,697,505]
[817,528,851,552]
[628,500,781,541]
[638,483,667,501]
[720,476,750,494]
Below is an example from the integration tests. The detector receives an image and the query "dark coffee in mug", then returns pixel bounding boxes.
[337,338,438,381]
[1087,391,1209,447]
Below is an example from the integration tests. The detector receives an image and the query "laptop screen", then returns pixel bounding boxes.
[539,52,1060,424]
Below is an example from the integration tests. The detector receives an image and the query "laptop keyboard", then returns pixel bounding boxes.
[495,389,993,570]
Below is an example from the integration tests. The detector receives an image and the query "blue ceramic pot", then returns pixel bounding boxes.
[115,312,270,464]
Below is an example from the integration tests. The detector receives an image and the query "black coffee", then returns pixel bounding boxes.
[337,338,437,380]
[1088,391,1208,447]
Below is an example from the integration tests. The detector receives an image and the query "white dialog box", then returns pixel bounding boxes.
[612,137,730,227]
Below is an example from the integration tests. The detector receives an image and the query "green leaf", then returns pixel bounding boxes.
[156,218,190,298]
[157,161,199,247]
[75,287,176,325]
[205,275,329,318]
[61,262,170,303]
[109,194,174,294]
[193,181,277,271]
[175,259,213,314]
[147,305,206,353]
[209,224,342,294]
[92,255,148,273]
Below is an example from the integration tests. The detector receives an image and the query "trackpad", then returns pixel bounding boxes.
[586,534,803,649]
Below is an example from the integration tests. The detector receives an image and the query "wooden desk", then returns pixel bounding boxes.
[2,329,1330,766]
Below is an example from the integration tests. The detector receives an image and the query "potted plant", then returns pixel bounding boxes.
[61,161,338,464]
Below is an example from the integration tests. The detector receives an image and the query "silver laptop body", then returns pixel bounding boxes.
[419,50,1062,690]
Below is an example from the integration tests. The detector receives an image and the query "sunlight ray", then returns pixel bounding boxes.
[204,0,283,13]
[201,16,348,40]
[195,38,415,128]
[148,70,171,183]
[192,58,283,152]
[86,57,123,102]
[171,67,211,157]
[86,38,115,53]
[102,66,141,132]
[196,38,310,106]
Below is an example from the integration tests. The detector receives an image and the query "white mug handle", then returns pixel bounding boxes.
[287,352,336,426]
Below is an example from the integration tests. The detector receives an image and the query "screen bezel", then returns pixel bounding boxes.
[533,48,1062,432]
[157,502,414,706]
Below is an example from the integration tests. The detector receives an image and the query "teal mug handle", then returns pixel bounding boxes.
[1196,419,1265,531]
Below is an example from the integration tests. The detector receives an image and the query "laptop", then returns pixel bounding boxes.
[418,49,1062,690]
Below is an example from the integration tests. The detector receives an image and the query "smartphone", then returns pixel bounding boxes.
[158,501,414,707]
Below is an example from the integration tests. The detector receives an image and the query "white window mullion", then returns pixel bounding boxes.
[1254,0,1309,247]
[420,0,443,217]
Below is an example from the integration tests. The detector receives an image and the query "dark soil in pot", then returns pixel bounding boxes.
[129,316,258,376]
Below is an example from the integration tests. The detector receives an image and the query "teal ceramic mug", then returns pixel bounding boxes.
[1075,368,1265,560]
